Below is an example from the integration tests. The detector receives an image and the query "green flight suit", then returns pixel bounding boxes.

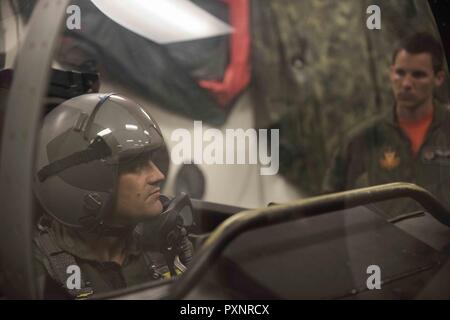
[323,101,450,219]
[33,219,174,299]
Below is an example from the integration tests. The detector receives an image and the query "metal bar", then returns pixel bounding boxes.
[0,0,70,299]
[0,3,5,68]
[168,182,450,299]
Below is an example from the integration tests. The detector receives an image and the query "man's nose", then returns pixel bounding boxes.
[401,74,413,89]
[147,162,165,184]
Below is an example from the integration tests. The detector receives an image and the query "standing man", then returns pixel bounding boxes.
[323,32,450,218]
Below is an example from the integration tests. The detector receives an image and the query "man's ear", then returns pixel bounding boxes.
[389,65,395,80]
[434,70,445,87]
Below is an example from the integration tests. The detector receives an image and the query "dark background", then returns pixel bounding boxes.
[429,0,450,64]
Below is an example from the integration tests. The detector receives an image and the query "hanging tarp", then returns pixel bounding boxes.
[56,0,231,126]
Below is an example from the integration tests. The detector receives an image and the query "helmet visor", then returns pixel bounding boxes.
[86,94,165,164]
[40,94,167,192]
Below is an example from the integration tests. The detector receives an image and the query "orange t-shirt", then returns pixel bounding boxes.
[398,109,434,156]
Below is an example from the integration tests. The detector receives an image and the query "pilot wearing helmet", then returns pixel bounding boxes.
[33,93,194,299]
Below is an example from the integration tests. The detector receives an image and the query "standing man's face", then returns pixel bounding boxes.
[114,156,165,223]
[390,49,444,111]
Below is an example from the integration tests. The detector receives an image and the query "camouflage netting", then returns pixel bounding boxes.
[250,0,450,195]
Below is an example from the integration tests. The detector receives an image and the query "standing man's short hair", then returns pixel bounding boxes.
[392,32,444,74]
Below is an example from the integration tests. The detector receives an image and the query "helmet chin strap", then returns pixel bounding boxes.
[77,182,187,240]
[78,194,170,238]
[79,181,138,237]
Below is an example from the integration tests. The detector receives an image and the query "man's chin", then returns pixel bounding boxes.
[144,200,163,218]
[397,100,420,110]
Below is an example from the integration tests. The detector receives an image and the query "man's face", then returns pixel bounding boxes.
[390,49,444,111]
[114,154,165,223]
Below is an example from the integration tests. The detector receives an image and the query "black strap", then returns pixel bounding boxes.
[35,232,94,299]
[82,93,116,140]
[37,136,112,182]
[143,251,171,279]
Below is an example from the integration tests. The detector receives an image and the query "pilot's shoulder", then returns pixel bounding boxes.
[32,232,51,267]
[442,103,450,113]
[342,113,385,147]
[436,102,450,128]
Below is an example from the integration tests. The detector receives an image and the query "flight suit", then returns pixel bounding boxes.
[33,219,175,299]
[322,101,450,219]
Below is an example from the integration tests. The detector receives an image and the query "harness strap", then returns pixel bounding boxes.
[35,232,94,299]
[143,251,173,279]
